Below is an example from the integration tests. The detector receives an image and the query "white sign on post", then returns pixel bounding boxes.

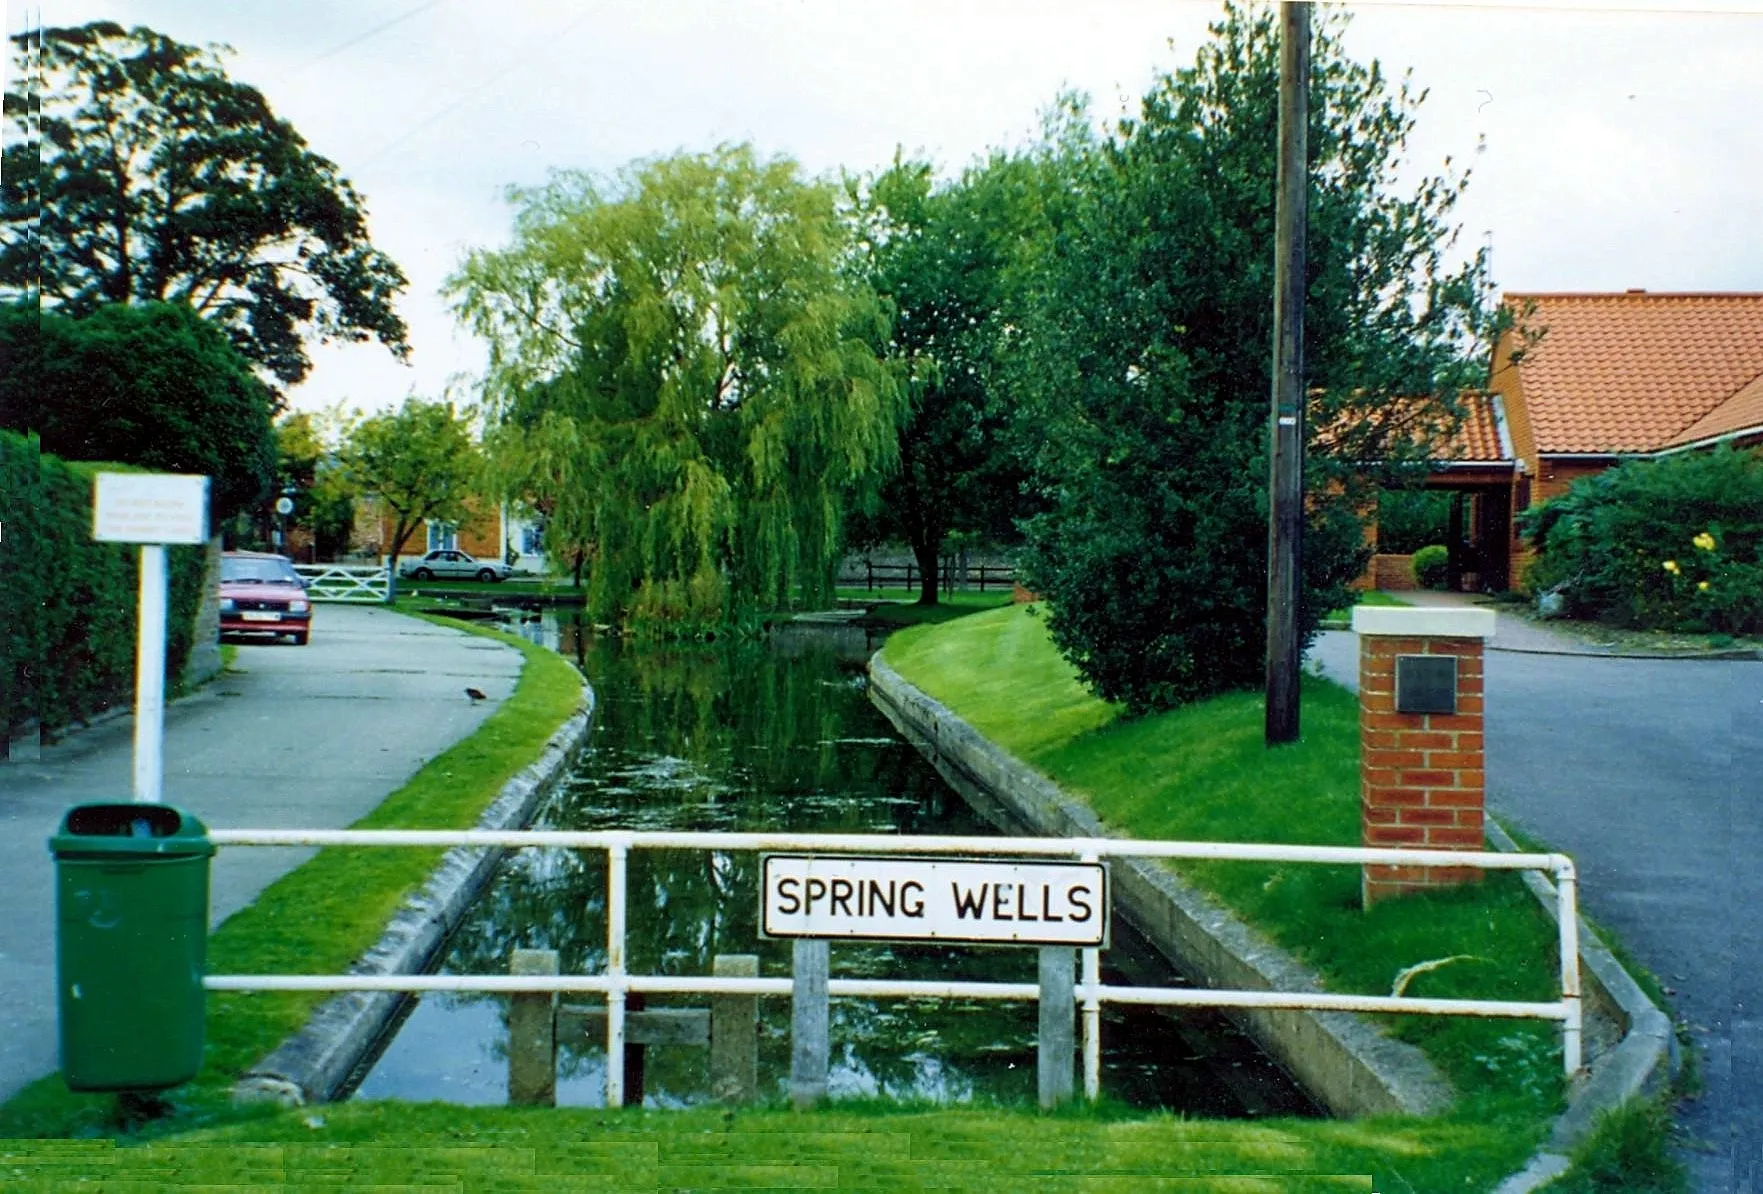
[93,472,210,544]
[761,855,1108,947]
[92,472,210,804]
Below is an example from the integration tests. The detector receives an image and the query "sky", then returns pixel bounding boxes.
[8,0,1762,417]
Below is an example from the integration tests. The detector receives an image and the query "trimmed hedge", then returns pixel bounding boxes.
[1411,544,1450,590]
[1,432,207,739]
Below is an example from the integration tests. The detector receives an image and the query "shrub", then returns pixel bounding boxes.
[1412,544,1450,589]
[0,432,207,738]
[1520,445,1763,634]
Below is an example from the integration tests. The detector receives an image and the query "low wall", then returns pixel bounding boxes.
[867,656,1451,1118]
[232,688,596,1106]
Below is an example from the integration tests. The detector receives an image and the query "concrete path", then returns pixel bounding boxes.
[1310,597,1761,1193]
[0,605,521,1105]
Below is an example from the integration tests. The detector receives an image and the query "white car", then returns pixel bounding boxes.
[399,549,514,582]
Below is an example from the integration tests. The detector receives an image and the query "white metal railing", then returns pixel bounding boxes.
[292,564,389,603]
[204,829,1582,1107]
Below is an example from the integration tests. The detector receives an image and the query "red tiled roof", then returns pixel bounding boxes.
[1441,393,1512,463]
[1664,368,1763,449]
[1504,293,1763,454]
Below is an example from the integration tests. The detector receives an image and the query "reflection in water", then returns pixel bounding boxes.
[356,621,1316,1117]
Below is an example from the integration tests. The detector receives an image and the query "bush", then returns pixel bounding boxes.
[0,432,207,738]
[1412,544,1450,589]
[1376,488,1453,554]
[1519,446,1763,634]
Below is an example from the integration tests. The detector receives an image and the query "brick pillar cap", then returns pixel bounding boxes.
[1352,606,1496,639]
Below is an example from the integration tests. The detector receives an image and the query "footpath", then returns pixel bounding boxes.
[1313,592,1761,1194]
[0,605,521,1105]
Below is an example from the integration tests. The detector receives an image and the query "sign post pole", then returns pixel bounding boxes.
[92,472,210,807]
[133,543,169,803]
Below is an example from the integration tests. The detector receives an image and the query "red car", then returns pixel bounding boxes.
[219,551,313,645]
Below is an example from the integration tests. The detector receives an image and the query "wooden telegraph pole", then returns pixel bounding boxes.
[1265,1,1310,746]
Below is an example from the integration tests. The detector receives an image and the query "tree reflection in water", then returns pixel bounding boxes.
[355,625,1316,1116]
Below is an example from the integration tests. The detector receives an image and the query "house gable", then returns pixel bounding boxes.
[1496,291,1763,458]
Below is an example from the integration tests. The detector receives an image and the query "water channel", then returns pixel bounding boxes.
[353,617,1317,1117]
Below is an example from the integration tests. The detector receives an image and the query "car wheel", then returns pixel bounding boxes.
[411,568,433,580]
[477,568,498,582]
[290,632,309,646]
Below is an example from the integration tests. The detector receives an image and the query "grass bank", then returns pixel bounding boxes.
[880,604,1570,1182]
[0,613,584,1140]
[4,1099,1552,1192]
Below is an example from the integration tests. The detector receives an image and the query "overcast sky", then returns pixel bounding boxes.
[10,0,1762,416]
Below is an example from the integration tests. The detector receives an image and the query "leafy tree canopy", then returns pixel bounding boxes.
[450,144,903,628]
[336,397,480,576]
[3,21,409,387]
[1014,3,1497,714]
[0,298,276,521]
[844,150,1049,603]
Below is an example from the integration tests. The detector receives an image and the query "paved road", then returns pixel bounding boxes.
[0,605,521,1105]
[1311,608,1761,1193]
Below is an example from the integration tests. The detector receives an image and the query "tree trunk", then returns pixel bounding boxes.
[911,538,940,606]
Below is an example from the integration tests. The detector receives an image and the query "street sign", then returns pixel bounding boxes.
[90,472,211,803]
[93,473,209,544]
[761,855,1108,947]
[274,496,295,516]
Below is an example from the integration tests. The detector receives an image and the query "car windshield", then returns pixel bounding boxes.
[222,558,299,585]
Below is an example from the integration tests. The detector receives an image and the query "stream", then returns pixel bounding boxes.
[352,617,1318,1116]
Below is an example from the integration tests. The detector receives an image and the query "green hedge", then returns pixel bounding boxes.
[1,432,208,739]
[1520,444,1763,633]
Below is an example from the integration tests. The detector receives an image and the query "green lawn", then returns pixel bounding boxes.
[881,604,1572,1181]
[842,588,1015,628]
[1,1100,1546,1192]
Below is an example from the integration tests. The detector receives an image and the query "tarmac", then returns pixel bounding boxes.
[1310,592,1761,1194]
[0,604,521,1105]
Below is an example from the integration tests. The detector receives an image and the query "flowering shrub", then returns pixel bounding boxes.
[1520,445,1763,633]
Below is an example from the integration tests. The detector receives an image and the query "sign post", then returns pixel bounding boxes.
[92,473,210,804]
[763,853,1109,1109]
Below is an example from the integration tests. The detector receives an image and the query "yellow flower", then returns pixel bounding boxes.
[1693,532,1717,551]
[1662,559,1680,574]
[1698,580,1711,592]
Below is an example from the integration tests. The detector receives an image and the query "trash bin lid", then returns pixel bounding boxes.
[49,803,216,859]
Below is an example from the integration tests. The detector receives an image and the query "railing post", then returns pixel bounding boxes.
[790,938,829,1109]
[605,839,629,1108]
[1037,947,1075,1109]
[710,954,759,1103]
[1556,859,1583,1078]
[508,948,558,1106]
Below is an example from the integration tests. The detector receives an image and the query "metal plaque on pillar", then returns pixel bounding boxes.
[1394,655,1457,715]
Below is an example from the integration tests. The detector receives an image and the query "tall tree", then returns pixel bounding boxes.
[337,398,480,590]
[1,299,276,521]
[1015,3,1495,714]
[451,144,902,628]
[2,21,409,387]
[275,412,355,559]
[846,152,1046,604]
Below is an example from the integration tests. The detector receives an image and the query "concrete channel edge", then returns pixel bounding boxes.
[866,655,1452,1119]
[1486,819,1680,1194]
[230,687,596,1107]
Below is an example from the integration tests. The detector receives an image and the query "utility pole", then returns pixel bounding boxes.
[1265,1,1310,746]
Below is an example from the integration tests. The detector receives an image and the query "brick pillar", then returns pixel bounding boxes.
[1352,607,1495,907]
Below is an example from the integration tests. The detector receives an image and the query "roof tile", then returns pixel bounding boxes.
[1505,293,1763,454]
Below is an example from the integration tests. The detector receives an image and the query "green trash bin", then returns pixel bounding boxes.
[50,803,214,1092]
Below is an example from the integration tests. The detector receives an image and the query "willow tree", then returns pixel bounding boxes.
[450,145,901,628]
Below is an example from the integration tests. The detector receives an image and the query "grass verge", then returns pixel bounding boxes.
[881,604,1575,1182]
[0,613,583,1140]
[846,589,1015,628]
[4,1099,1563,1192]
